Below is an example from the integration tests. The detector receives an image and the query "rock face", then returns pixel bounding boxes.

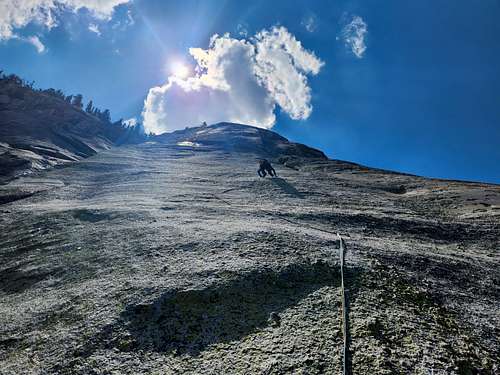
[0,123,499,374]
[154,121,327,160]
[0,78,143,183]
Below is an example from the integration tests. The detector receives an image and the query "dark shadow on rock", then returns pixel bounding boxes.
[0,191,34,205]
[288,211,499,243]
[270,177,304,199]
[0,264,62,294]
[379,185,407,194]
[369,251,500,301]
[107,261,345,356]
[71,209,112,223]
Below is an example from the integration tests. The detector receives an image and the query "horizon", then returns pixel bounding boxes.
[1,0,499,184]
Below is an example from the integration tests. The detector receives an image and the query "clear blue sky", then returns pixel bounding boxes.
[1,0,499,183]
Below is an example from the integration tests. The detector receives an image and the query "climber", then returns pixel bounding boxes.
[258,159,277,178]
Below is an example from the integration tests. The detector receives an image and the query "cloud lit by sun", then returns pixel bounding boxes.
[144,27,324,134]
[170,61,190,78]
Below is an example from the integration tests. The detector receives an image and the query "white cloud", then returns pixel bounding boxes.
[26,35,46,52]
[341,15,367,58]
[253,27,323,120]
[0,0,129,40]
[88,23,100,35]
[11,34,46,53]
[125,9,134,26]
[301,14,317,33]
[123,117,137,127]
[142,26,324,134]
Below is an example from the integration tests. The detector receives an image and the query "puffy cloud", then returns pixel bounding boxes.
[142,26,324,134]
[253,27,323,120]
[0,0,128,40]
[341,15,368,58]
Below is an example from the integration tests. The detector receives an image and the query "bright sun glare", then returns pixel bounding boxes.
[171,61,189,78]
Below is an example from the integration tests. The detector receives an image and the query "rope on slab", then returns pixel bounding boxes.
[210,188,351,373]
[338,233,349,375]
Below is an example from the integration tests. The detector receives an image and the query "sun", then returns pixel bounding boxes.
[171,61,189,79]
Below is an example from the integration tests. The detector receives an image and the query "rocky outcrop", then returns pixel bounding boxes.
[153,122,327,160]
[0,79,144,183]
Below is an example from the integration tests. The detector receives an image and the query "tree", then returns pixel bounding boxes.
[85,100,94,114]
[6,74,22,85]
[101,109,111,123]
[55,89,65,99]
[72,94,83,109]
[44,88,65,100]
[45,88,56,96]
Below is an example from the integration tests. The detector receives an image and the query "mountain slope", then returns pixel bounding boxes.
[0,123,499,374]
[0,76,143,183]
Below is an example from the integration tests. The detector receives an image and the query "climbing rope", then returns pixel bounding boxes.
[338,233,349,375]
[210,189,351,373]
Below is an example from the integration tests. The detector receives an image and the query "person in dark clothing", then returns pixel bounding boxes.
[258,159,277,177]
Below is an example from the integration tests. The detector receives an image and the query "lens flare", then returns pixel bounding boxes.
[171,61,189,78]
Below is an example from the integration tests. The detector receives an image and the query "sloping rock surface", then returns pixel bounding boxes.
[0,80,139,183]
[0,124,499,374]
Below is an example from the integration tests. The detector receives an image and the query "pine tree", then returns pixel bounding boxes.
[55,89,65,99]
[85,100,94,114]
[101,109,111,123]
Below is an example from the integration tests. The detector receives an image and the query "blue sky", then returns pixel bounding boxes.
[1,0,499,183]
